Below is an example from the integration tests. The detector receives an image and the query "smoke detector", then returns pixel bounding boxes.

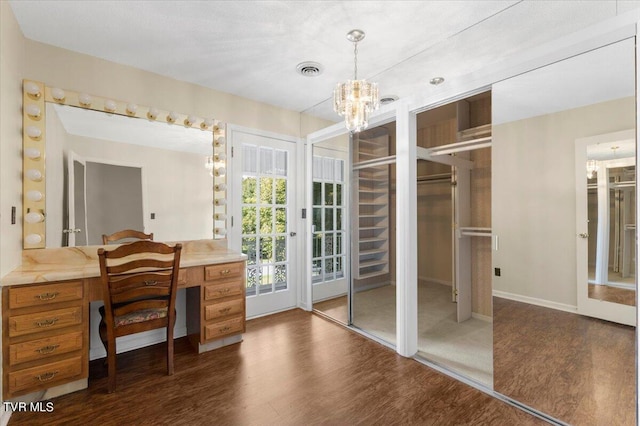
[380,95,399,105]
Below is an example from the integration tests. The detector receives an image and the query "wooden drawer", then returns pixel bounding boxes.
[204,280,243,301]
[8,356,82,395]
[8,306,83,337]
[204,299,244,321]
[8,281,83,309]
[204,317,244,341]
[9,331,83,366]
[205,262,243,281]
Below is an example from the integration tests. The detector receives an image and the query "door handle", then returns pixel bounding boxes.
[578,233,589,238]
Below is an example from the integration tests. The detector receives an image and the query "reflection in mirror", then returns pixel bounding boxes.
[414,92,493,388]
[45,104,214,246]
[311,134,350,324]
[350,122,396,344]
[586,138,635,306]
[492,37,635,425]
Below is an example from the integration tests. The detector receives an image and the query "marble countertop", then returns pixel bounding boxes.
[1,239,246,286]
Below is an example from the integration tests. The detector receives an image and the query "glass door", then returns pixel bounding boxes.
[231,130,298,317]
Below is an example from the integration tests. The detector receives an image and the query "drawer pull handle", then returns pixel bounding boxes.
[36,292,59,301]
[219,326,231,332]
[35,318,59,328]
[220,269,231,275]
[219,307,231,314]
[144,280,158,286]
[35,344,60,355]
[36,371,59,382]
[218,288,230,294]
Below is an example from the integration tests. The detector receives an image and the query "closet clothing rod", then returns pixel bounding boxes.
[417,173,452,184]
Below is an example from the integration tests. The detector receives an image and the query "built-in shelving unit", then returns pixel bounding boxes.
[353,131,391,280]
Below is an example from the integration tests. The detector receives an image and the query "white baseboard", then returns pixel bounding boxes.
[89,325,188,360]
[354,281,390,293]
[418,276,452,287]
[492,290,577,314]
[471,312,493,323]
[312,292,347,304]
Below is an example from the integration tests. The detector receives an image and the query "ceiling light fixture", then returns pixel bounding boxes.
[333,29,379,133]
[430,77,445,85]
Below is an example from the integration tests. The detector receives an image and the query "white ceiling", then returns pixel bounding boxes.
[9,1,640,123]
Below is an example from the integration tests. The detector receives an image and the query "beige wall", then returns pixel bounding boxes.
[0,4,331,278]
[0,2,27,278]
[492,97,635,307]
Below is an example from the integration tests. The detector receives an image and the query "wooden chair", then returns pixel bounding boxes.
[97,241,182,393]
[102,229,154,245]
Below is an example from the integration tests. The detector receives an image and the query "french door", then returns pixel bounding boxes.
[230,129,299,318]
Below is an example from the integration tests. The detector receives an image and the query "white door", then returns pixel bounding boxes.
[231,130,299,317]
[575,130,636,326]
[66,151,88,246]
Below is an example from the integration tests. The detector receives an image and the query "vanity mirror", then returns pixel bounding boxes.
[22,80,228,249]
[492,37,636,424]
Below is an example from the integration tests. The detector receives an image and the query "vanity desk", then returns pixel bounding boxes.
[1,240,246,400]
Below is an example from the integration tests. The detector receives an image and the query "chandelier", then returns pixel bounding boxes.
[586,159,598,179]
[333,29,380,133]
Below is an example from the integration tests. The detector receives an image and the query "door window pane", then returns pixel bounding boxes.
[242,177,257,203]
[260,177,273,204]
[275,236,287,262]
[275,178,287,205]
[325,183,334,205]
[260,207,273,234]
[275,208,286,233]
[242,207,257,234]
[313,182,322,206]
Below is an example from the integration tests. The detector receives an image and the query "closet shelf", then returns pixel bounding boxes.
[427,136,492,156]
[359,259,388,268]
[355,131,391,280]
[359,249,388,256]
[457,227,492,238]
[457,123,492,141]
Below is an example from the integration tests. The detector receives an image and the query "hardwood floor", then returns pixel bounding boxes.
[494,297,636,426]
[9,309,543,425]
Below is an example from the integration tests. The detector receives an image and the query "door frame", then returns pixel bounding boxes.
[227,125,305,317]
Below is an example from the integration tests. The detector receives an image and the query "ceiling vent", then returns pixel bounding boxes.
[296,62,323,77]
[380,95,399,105]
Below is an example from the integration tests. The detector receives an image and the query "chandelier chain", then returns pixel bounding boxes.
[353,41,358,80]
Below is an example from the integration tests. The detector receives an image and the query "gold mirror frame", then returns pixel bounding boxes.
[21,79,227,249]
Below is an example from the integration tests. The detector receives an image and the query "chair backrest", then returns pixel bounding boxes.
[102,229,154,245]
[98,241,182,332]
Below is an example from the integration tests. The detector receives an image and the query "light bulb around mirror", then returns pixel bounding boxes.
[104,100,117,113]
[78,93,92,107]
[201,118,214,129]
[214,122,225,132]
[185,115,198,127]
[214,166,226,177]
[214,153,227,162]
[126,103,138,115]
[214,136,226,147]
[215,228,227,236]
[26,190,43,202]
[167,111,179,123]
[26,126,42,139]
[214,213,227,220]
[26,169,43,181]
[25,104,41,119]
[214,183,227,192]
[147,107,159,120]
[51,87,66,101]
[24,147,41,159]
[214,198,227,206]
[25,212,44,224]
[25,233,43,245]
[25,82,41,98]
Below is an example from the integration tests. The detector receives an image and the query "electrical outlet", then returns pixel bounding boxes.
[494,267,501,277]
